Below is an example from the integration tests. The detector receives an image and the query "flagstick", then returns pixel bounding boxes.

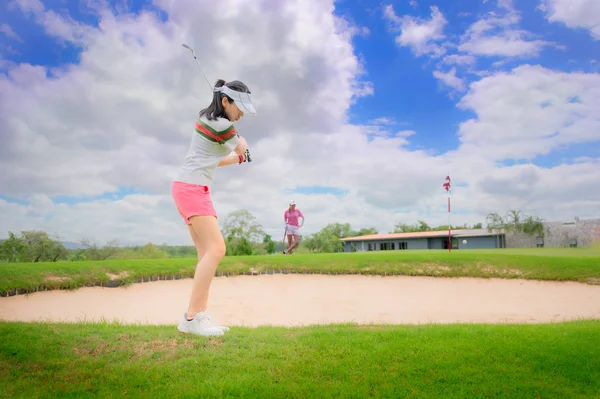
[448,189,451,252]
[442,174,452,252]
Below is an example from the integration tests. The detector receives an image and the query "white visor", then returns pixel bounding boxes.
[215,85,256,115]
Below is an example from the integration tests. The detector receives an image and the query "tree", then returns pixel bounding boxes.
[486,212,506,248]
[392,220,451,233]
[21,230,67,262]
[302,223,353,253]
[222,210,265,243]
[263,234,276,254]
[79,238,101,260]
[0,232,26,262]
[49,240,68,262]
[350,227,379,237]
[353,227,378,236]
[504,210,522,233]
[0,230,68,263]
[102,239,121,260]
[486,210,545,248]
[226,237,254,256]
[221,210,265,256]
[302,235,320,253]
[490,210,545,237]
[486,212,504,232]
[521,215,545,238]
[137,243,169,259]
[393,222,425,233]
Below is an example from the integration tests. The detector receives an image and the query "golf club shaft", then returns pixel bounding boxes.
[182,44,213,91]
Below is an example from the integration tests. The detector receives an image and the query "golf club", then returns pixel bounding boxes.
[181,43,213,91]
[182,43,252,163]
[282,225,288,254]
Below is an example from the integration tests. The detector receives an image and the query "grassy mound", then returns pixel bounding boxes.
[1,248,599,296]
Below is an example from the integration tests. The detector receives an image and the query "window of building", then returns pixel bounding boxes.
[380,242,395,251]
[536,236,544,248]
[398,242,407,250]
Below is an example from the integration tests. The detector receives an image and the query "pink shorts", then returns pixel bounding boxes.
[171,181,217,224]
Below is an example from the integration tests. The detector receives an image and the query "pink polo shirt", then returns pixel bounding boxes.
[284,209,304,226]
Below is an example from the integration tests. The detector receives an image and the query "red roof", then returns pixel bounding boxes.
[340,229,457,241]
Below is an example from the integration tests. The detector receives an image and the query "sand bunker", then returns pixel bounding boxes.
[1,275,599,326]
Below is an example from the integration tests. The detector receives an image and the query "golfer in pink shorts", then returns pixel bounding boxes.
[171,79,256,337]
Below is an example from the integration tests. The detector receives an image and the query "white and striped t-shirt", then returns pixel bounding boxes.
[174,114,240,189]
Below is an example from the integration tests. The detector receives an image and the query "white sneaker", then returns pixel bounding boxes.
[177,311,228,336]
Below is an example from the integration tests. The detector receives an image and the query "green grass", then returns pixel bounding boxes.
[1,320,599,398]
[1,248,600,295]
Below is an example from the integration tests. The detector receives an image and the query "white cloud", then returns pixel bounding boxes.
[473,161,600,218]
[1,0,599,246]
[1,0,371,197]
[456,64,600,161]
[443,54,476,66]
[539,0,600,40]
[433,67,467,91]
[369,117,398,125]
[0,24,22,42]
[458,0,556,58]
[8,0,44,15]
[384,5,448,57]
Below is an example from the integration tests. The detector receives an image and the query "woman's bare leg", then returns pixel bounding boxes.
[186,215,226,318]
[289,234,301,252]
[187,224,205,261]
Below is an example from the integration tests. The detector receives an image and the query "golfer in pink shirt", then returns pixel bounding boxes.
[283,200,305,254]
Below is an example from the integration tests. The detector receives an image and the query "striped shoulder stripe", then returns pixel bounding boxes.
[195,119,237,144]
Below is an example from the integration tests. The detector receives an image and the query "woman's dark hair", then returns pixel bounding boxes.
[199,79,251,121]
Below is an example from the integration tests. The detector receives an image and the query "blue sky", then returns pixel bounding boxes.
[331,0,600,159]
[1,0,599,244]
[1,0,598,168]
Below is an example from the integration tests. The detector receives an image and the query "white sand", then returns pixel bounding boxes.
[1,274,599,326]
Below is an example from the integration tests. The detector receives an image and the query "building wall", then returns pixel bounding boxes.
[428,238,446,250]
[457,235,499,249]
[343,218,599,252]
[506,218,600,248]
[344,238,429,252]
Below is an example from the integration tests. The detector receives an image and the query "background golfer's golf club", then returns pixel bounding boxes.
[182,43,252,163]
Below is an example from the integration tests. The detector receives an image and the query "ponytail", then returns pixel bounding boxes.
[199,79,227,121]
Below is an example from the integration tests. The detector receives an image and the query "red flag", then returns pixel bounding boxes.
[443,174,451,191]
